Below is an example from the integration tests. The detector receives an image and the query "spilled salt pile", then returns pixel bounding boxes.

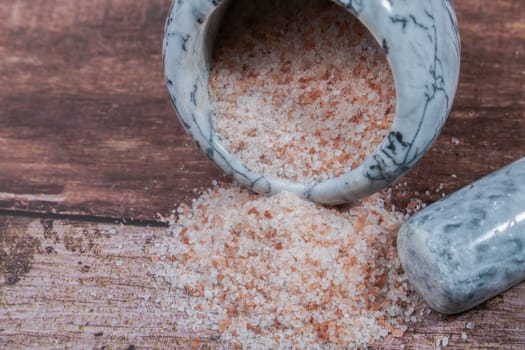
[153,185,417,348]
[209,0,395,183]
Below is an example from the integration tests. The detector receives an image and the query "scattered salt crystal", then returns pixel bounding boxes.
[405,306,416,316]
[442,336,449,346]
[451,137,460,145]
[461,332,468,340]
[466,322,475,329]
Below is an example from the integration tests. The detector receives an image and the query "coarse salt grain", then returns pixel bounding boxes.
[209,0,395,183]
[442,336,449,347]
[152,184,418,348]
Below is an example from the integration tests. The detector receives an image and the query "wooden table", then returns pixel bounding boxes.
[1,0,524,348]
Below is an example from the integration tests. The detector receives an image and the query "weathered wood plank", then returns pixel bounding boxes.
[0,0,223,221]
[1,216,525,349]
[0,216,221,349]
[0,0,524,220]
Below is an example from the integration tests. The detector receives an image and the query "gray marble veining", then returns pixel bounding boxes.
[398,157,525,314]
[163,0,460,204]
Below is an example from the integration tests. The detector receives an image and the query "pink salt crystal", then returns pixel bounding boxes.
[153,184,419,348]
[209,0,395,183]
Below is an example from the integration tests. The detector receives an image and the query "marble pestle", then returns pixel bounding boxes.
[398,157,525,314]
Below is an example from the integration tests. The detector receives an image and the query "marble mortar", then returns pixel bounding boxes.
[398,157,525,314]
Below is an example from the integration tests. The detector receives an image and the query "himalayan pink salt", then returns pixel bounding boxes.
[210,0,395,183]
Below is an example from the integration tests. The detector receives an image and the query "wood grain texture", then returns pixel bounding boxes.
[1,216,525,349]
[0,216,220,349]
[0,0,524,348]
[0,0,223,221]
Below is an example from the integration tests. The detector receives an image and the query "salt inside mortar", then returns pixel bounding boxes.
[209,0,396,183]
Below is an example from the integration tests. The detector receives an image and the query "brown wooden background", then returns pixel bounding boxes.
[1,0,524,348]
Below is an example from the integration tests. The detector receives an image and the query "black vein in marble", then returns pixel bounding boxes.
[366,5,453,184]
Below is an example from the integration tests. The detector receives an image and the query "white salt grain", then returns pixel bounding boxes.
[153,184,418,348]
[442,336,449,346]
[461,332,468,340]
[210,0,395,183]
